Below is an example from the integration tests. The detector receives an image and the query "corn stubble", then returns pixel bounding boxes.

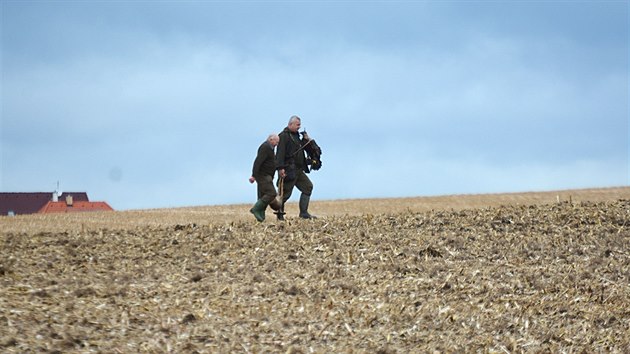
[1,199,629,353]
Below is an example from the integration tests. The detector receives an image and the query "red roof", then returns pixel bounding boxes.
[38,201,114,214]
[1,192,90,215]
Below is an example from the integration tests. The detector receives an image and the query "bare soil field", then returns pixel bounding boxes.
[1,186,629,352]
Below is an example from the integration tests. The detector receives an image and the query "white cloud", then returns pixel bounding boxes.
[2,2,627,209]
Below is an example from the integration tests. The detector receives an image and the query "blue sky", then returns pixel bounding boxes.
[1,1,628,210]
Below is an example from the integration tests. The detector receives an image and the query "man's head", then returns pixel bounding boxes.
[288,115,301,133]
[267,134,280,147]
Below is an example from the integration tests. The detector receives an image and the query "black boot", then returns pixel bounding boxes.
[299,194,316,219]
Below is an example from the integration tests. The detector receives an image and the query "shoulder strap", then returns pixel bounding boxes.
[288,138,313,158]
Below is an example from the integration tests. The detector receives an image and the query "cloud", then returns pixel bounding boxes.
[2,2,627,209]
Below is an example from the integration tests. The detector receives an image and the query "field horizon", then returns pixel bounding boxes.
[1,186,628,233]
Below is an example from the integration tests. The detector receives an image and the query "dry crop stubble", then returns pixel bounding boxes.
[1,186,628,234]
[1,187,630,352]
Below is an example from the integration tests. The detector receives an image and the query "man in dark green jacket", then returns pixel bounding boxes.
[275,115,316,220]
[249,134,280,222]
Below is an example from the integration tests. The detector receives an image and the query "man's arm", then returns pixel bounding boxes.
[276,134,290,178]
[276,133,288,167]
[251,143,267,177]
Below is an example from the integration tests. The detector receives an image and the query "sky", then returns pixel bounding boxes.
[1,1,628,211]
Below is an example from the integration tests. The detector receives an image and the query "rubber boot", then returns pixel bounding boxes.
[249,199,267,222]
[299,194,316,219]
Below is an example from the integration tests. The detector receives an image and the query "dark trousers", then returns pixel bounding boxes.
[256,174,277,204]
[280,169,313,203]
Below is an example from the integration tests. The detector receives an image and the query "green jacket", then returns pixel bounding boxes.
[276,127,308,173]
[252,141,276,178]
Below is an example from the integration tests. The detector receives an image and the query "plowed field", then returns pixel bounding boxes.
[1,187,629,352]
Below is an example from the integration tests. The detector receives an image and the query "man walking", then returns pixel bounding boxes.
[275,115,316,220]
[249,134,281,222]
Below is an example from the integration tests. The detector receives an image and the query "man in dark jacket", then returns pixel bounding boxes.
[249,134,281,221]
[275,115,316,220]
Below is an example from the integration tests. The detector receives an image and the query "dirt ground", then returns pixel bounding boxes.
[1,186,629,352]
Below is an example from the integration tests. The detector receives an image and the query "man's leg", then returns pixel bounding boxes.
[276,176,296,220]
[295,171,315,219]
[251,175,276,222]
[259,175,277,206]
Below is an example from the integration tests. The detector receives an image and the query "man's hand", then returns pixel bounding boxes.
[249,176,255,184]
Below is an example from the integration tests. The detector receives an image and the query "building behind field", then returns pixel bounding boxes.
[0,192,114,216]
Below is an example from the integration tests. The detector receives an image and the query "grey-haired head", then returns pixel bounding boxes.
[267,133,279,147]
[288,115,301,133]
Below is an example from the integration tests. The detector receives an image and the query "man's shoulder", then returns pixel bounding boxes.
[258,141,271,151]
[278,128,293,144]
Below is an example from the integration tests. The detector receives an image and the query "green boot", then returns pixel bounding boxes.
[249,199,267,222]
[299,194,317,219]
